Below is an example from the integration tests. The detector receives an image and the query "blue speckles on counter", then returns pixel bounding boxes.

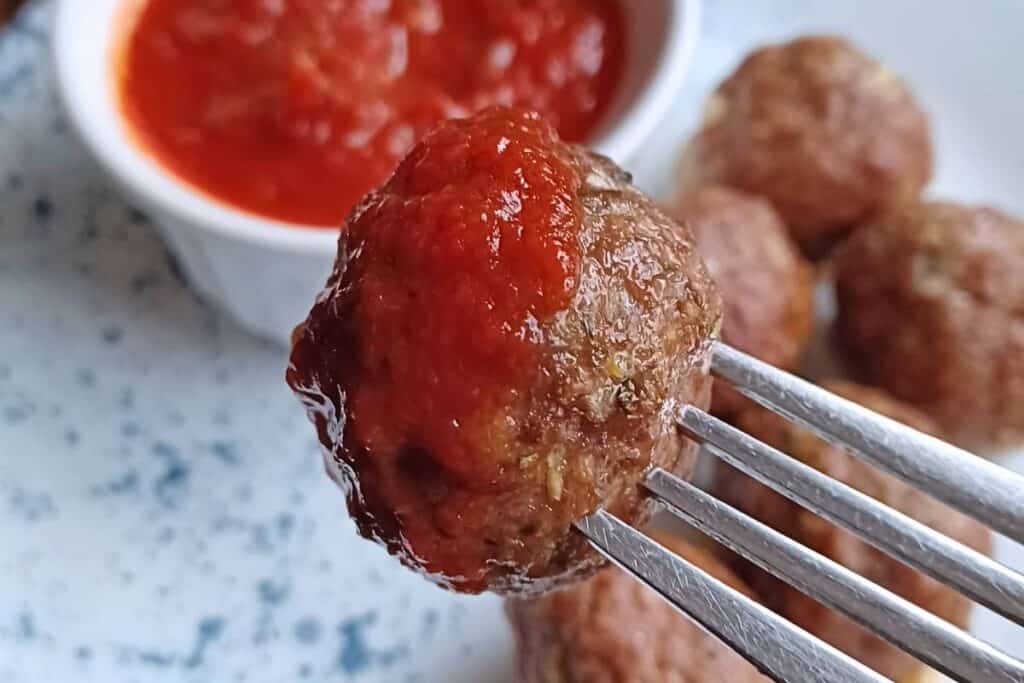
[125,618,225,671]
[0,63,32,98]
[248,521,280,555]
[101,325,124,345]
[338,613,408,676]
[89,471,140,498]
[338,615,374,675]
[152,442,191,509]
[293,618,322,645]
[136,650,174,668]
[421,609,440,638]
[185,617,225,668]
[6,487,55,522]
[63,428,80,446]
[3,397,35,424]
[257,579,290,607]
[16,613,36,642]
[31,195,51,220]
[275,512,296,538]
[120,420,141,438]
[0,3,511,682]
[210,440,241,466]
[117,388,136,410]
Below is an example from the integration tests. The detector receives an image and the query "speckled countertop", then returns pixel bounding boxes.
[2,1,1023,682]
[0,3,509,681]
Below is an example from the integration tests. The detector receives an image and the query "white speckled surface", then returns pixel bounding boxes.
[1,1,1022,682]
[0,3,510,681]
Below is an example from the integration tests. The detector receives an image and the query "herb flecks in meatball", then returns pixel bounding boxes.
[506,535,766,683]
[714,381,991,680]
[676,185,814,418]
[681,36,932,257]
[288,107,721,594]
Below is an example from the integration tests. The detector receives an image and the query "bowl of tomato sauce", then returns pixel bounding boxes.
[53,0,699,344]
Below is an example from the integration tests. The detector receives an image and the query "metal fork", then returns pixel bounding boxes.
[574,341,1024,683]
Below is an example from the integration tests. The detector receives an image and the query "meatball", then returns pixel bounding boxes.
[287,107,721,595]
[675,185,814,418]
[680,36,931,257]
[834,201,1024,446]
[506,535,766,683]
[713,381,991,680]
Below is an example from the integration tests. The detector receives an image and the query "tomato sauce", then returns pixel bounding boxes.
[287,108,584,584]
[119,0,625,226]
[337,108,582,474]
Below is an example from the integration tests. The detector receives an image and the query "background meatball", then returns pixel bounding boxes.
[713,380,991,680]
[675,185,814,418]
[680,35,931,257]
[506,535,766,683]
[287,108,721,595]
[834,201,1024,447]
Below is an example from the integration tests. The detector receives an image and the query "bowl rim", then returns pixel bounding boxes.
[52,0,700,256]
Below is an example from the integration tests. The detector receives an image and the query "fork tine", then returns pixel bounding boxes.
[573,509,887,683]
[710,342,1024,544]
[677,404,1024,626]
[646,469,1024,683]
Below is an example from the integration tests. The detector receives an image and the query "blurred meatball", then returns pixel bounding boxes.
[288,108,721,595]
[714,381,991,680]
[834,201,1024,446]
[680,36,931,257]
[506,535,765,683]
[676,185,814,418]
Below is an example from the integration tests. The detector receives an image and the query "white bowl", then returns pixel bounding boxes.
[52,0,700,345]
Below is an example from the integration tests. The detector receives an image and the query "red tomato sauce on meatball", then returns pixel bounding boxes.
[289,108,585,584]
[119,0,625,226]
[324,108,583,482]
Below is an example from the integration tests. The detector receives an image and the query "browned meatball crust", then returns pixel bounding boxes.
[288,108,721,595]
[713,381,991,680]
[675,185,814,418]
[506,535,766,683]
[680,36,932,257]
[834,201,1024,446]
